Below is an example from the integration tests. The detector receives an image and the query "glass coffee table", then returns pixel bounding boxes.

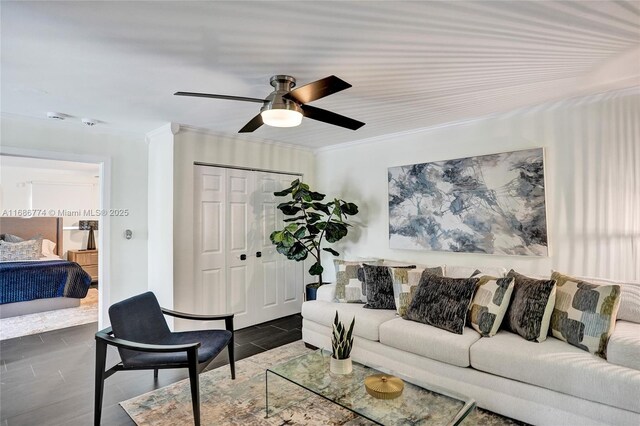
[265,350,475,425]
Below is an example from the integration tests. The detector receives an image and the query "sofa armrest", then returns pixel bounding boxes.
[316,283,336,301]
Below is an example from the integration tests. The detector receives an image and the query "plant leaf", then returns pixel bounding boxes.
[309,261,323,276]
[323,247,340,256]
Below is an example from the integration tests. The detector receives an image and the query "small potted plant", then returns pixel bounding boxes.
[330,311,355,374]
[269,179,358,300]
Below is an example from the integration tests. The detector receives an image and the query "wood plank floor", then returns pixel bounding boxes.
[0,314,302,426]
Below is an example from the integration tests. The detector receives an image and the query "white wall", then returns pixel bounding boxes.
[0,163,100,257]
[0,115,149,326]
[316,88,640,282]
[170,127,316,317]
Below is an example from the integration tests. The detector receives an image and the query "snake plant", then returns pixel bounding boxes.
[331,311,355,360]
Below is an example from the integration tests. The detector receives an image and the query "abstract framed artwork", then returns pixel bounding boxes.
[388,148,548,256]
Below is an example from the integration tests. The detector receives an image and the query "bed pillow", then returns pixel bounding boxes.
[504,270,556,342]
[334,259,381,303]
[2,233,24,243]
[0,239,42,261]
[393,266,444,316]
[404,272,479,334]
[363,264,415,309]
[550,271,621,358]
[41,239,57,257]
[468,276,515,337]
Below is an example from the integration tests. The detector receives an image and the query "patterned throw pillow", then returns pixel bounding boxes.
[2,233,24,243]
[404,272,479,334]
[363,264,415,309]
[504,270,556,342]
[468,276,515,337]
[334,259,381,303]
[392,266,444,316]
[550,271,621,358]
[0,239,42,261]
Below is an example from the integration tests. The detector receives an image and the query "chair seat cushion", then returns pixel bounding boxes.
[122,330,232,368]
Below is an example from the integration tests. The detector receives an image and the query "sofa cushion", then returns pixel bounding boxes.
[468,276,515,337]
[505,270,556,342]
[607,321,640,371]
[550,271,621,358]
[404,273,479,334]
[470,331,640,413]
[301,301,397,341]
[380,318,481,367]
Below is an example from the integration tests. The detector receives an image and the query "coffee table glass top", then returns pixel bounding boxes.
[266,350,475,426]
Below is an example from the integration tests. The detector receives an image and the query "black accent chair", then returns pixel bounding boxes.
[94,292,235,426]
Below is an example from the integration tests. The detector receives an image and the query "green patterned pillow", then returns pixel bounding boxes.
[550,271,621,358]
[392,266,443,316]
[468,276,515,337]
[334,259,381,303]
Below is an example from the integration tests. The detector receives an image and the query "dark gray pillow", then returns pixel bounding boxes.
[504,270,556,342]
[404,272,479,334]
[2,233,24,243]
[363,264,415,309]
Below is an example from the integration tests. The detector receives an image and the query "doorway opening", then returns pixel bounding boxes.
[0,152,109,339]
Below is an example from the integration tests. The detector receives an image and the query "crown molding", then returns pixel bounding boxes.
[145,122,180,142]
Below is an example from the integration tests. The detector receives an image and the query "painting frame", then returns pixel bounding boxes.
[388,148,549,257]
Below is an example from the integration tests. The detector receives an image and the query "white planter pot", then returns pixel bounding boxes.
[330,357,353,375]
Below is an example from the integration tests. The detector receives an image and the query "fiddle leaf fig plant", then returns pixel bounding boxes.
[269,179,358,287]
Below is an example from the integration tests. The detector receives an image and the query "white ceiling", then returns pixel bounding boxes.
[2,1,639,149]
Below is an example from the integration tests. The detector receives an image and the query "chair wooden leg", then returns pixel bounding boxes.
[187,348,200,426]
[153,368,159,379]
[228,338,236,380]
[94,338,108,426]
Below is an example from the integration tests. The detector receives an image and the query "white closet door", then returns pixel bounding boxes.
[194,166,227,315]
[194,165,303,330]
[254,172,303,324]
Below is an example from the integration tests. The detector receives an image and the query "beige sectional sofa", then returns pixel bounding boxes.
[301,266,640,426]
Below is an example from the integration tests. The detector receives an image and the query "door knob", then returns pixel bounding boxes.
[256,251,262,258]
[240,254,247,261]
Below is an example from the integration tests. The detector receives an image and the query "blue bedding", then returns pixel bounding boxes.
[0,260,92,305]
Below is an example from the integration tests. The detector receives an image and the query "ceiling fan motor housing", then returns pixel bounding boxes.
[261,75,302,114]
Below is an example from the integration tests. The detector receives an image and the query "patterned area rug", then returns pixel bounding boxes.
[0,288,98,340]
[121,341,526,425]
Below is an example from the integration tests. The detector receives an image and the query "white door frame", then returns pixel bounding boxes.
[0,146,112,328]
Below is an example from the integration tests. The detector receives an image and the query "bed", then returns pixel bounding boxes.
[0,217,92,318]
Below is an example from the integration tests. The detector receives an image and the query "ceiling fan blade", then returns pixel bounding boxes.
[174,92,267,104]
[238,114,264,133]
[301,105,365,130]
[283,75,352,104]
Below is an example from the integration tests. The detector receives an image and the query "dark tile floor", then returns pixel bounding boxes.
[0,314,302,426]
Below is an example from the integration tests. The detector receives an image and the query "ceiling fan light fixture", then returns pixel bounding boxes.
[260,108,303,128]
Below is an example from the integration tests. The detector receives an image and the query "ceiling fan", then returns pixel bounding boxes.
[175,75,365,133]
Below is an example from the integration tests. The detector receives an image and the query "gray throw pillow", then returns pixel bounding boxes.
[2,233,24,243]
[363,264,415,309]
[404,272,479,334]
[504,270,556,342]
